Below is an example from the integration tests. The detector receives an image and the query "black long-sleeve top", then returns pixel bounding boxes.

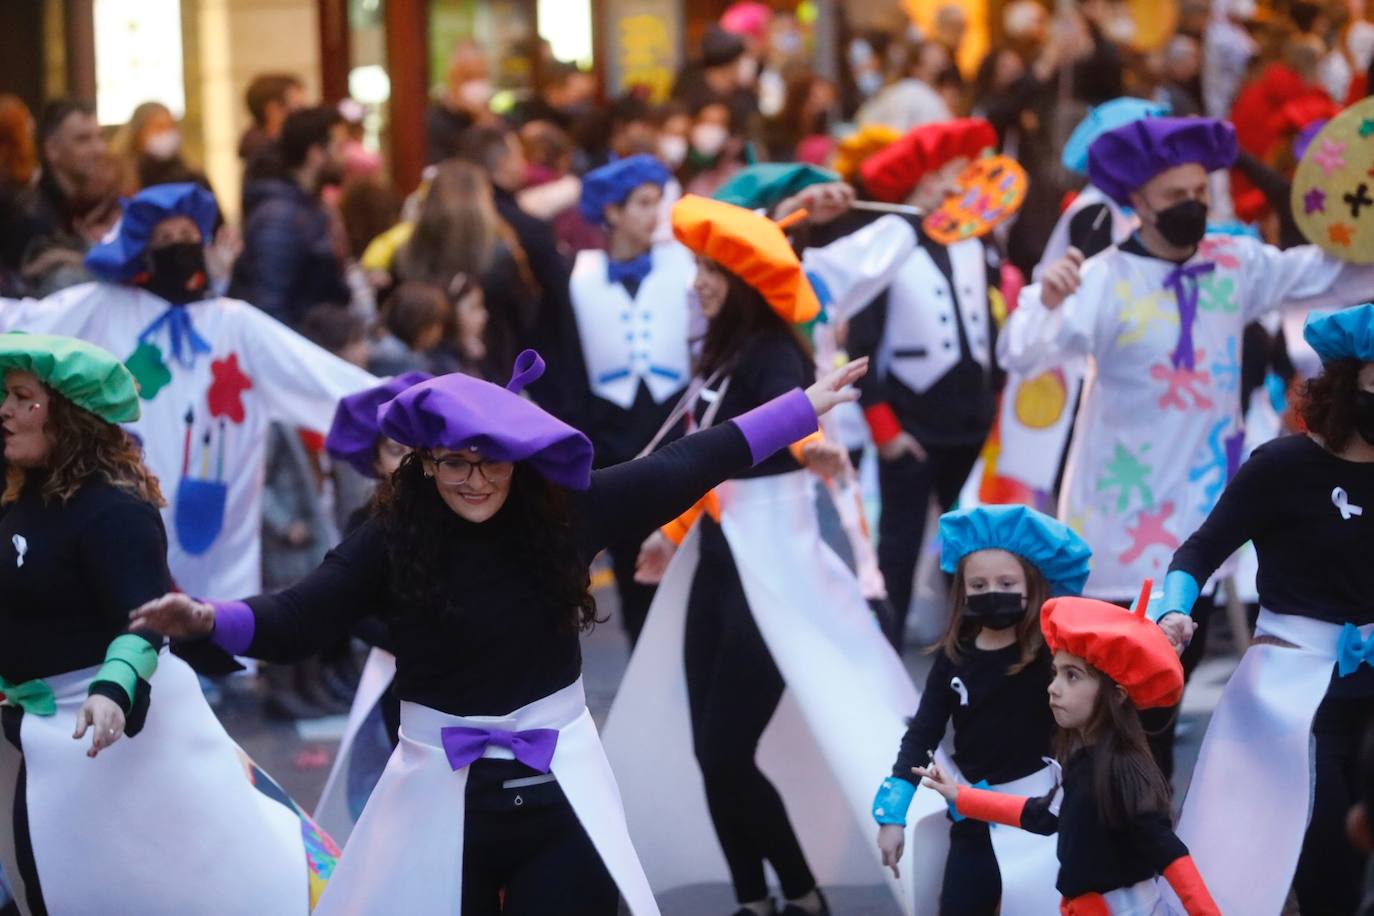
[1169,435,1374,626]
[693,329,814,479]
[892,643,1054,787]
[1010,746,1188,899]
[231,421,760,717]
[0,482,166,712]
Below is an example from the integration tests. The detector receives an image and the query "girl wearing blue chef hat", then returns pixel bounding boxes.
[1153,303,1374,915]
[872,504,1090,915]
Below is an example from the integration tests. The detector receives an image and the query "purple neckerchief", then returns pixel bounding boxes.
[730,387,819,465]
[441,725,559,773]
[1164,261,1215,370]
[209,600,255,655]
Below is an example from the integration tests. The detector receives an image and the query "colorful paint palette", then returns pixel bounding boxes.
[923,154,1028,245]
[1292,96,1374,264]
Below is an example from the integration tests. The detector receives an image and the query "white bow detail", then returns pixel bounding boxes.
[1333,487,1365,521]
[950,676,970,706]
[12,534,27,568]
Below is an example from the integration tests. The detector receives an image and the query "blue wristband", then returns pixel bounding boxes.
[872,777,916,826]
[1155,569,1201,622]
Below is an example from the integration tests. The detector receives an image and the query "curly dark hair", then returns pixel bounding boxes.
[3,386,164,508]
[373,452,601,633]
[1296,357,1363,451]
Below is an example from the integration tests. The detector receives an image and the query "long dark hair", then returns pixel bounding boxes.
[1296,357,1363,452]
[933,555,1048,674]
[697,263,814,379]
[1053,666,1173,830]
[373,452,600,633]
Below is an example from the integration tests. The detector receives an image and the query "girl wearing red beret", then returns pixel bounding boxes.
[915,584,1220,916]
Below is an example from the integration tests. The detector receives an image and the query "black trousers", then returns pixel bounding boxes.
[877,443,984,648]
[685,519,816,903]
[606,531,658,647]
[460,764,618,916]
[1293,690,1374,915]
[1120,596,1212,780]
[1,708,45,916]
[940,817,1001,915]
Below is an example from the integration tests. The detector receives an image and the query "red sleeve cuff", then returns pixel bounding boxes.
[864,403,902,446]
[1162,856,1220,916]
[954,786,1027,828]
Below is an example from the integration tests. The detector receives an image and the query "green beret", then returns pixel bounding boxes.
[712,163,842,212]
[0,333,140,423]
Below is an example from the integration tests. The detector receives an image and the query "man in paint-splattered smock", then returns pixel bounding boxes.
[0,183,375,598]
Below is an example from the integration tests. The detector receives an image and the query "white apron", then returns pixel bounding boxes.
[0,653,329,915]
[1174,609,1369,915]
[314,677,659,915]
[602,470,922,911]
[314,647,397,843]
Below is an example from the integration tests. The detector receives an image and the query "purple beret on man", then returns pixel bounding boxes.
[1087,117,1239,206]
[378,351,595,491]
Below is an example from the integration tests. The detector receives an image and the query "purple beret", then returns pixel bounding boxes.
[377,352,594,491]
[325,371,432,477]
[1087,117,1238,205]
[577,154,671,224]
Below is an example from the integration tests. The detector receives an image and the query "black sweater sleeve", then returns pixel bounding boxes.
[1168,442,1279,588]
[80,499,170,653]
[572,421,756,557]
[1124,810,1191,873]
[892,653,955,783]
[243,520,391,662]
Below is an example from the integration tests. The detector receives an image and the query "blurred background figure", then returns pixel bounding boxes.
[110,101,207,194]
[238,72,305,164]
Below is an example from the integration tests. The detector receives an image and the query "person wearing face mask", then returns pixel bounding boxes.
[844,118,1006,648]
[1153,304,1374,915]
[873,505,1090,915]
[0,182,376,605]
[1001,117,1374,778]
[111,101,206,196]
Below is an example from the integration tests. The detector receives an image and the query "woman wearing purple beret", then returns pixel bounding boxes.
[129,345,866,915]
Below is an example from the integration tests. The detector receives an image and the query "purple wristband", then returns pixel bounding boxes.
[209,600,255,655]
[731,387,819,466]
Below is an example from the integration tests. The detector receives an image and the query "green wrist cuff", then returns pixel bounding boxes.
[91,635,159,705]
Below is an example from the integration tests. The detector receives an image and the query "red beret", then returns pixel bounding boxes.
[1039,581,1184,710]
[859,118,998,204]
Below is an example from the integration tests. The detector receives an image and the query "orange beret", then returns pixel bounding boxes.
[859,118,998,204]
[1039,581,1184,710]
[671,194,820,324]
[831,124,901,182]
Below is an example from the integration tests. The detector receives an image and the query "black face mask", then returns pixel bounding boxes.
[1354,390,1374,447]
[964,591,1026,631]
[143,242,207,305]
[1151,199,1208,250]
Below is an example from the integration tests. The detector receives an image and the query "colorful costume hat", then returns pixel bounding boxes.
[858,118,997,204]
[1303,304,1374,364]
[378,351,594,491]
[712,163,840,212]
[670,194,819,324]
[577,154,671,225]
[831,124,901,182]
[938,504,1092,597]
[0,332,139,423]
[1087,117,1238,206]
[1290,96,1374,265]
[720,1,772,41]
[1040,580,1185,710]
[85,182,219,283]
[1061,97,1171,176]
[326,371,432,478]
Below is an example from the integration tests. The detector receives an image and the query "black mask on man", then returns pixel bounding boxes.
[1152,199,1208,249]
[143,242,207,305]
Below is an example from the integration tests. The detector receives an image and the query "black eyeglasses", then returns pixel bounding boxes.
[428,453,514,486]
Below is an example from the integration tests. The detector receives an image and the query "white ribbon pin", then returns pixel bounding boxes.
[1333,487,1365,521]
[12,534,27,568]
[950,676,970,706]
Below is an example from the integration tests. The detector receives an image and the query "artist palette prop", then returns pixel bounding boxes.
[924,154,1028,245]
[1292,96,1374,264]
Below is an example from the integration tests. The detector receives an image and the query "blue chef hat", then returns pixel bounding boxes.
[1087,117,1238,206]
[578,155,672,225]
[1303,304,1374,364]
[85,182,219,283]
[939,504,1093,597]
[1061,97,1171,176]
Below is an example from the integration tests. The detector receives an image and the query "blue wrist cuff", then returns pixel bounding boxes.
[1155,570,1200,621]
[872,777,916,825]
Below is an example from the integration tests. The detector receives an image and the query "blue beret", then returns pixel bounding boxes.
[1062,97,1171,176]
[1087,117,1237,206]
[939,504,1093,597]
[85,183,219,283]
[1303,304,1374,364]
[578,155,671,224]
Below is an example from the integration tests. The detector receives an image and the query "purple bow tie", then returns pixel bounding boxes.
[440,725,559,773]
[1163,261,1215,371]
